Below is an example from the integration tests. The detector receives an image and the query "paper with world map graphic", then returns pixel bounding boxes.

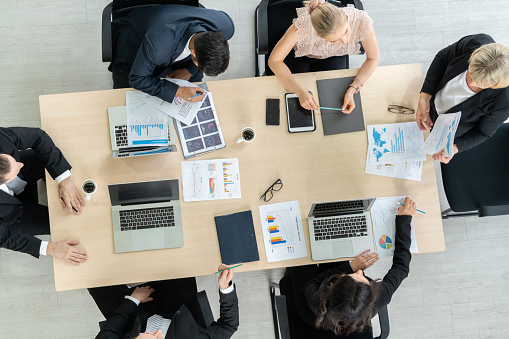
[420,112,461,157]
[366,122,426,166]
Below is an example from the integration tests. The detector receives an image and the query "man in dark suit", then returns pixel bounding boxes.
[90,264,239,339]
[110,4,235,104]
[0,127,88,265]
[416,33,509,163]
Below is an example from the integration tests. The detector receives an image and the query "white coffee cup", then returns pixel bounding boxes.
[236,127,256,143]
[82,179,97,201]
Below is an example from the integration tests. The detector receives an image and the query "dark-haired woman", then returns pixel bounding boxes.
[287,197,416,336]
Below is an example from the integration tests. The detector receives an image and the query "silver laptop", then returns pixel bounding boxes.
[308,198,376,261]
[108,106,177,159]
[108,179,184,253]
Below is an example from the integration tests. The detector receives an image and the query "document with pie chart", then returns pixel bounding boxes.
[370,196,418,257]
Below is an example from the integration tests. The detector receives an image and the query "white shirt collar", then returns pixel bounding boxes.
[174,33,196,63]
[0,183,14,196]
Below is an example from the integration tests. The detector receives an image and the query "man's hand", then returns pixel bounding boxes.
[341,88,356,114]
[416,92,432,131]
[47,239,88,266]
[398,197,417,216]
[217,263,235,290]
[166,68,192,81]
[349,249,379,272]
[297,90,319,110]
[59,177,85,214]
[131,286,155,303]
[432,145,458,164]
[175,86,205,102]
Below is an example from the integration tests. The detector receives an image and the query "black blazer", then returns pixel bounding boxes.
[0,127,71,257]
[299,215,412,326]
[96,289,239,339]
[110,4,234,103]
[422,33,509,152]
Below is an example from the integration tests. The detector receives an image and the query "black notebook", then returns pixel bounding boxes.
[214,210,260,265]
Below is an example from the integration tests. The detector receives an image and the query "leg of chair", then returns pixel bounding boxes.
[375,305,390,339]
[442,208,479,219]
[270,286,281,339]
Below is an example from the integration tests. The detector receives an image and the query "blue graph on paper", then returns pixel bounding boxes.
[130,118,165,137]
[129,117,168,145]
[390,128,405,153]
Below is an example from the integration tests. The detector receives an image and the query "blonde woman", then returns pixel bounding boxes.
[268,0,380,113]
[417,34,509,164]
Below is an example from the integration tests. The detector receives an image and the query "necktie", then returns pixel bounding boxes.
[145,314,163,333]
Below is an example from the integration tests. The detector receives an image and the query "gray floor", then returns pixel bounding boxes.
[0,0,508,338]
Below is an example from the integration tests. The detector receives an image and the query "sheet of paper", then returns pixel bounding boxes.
[258,200,307,263]
[367,122,426,165]
[420,112,461,157]
[365,156,423,181]
[126,91,169,147]
[137,78,205,125]
[181,158,241,202]
[370,196,418,257]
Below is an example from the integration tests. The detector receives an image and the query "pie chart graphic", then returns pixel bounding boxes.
[379,235,393,250]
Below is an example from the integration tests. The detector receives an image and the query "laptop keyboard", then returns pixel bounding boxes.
[313,215,368,241]
[119,207,175,231]
[115,125,128,147]
[313,200,364,212]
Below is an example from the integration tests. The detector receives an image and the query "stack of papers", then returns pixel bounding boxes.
[420,112,461,157]
[365,122,426,181]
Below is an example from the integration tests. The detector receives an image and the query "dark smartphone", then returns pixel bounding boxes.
[266,98,280,126]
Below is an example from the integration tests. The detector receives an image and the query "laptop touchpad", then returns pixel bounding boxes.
[133,230,165,251]
[332,241,354,258]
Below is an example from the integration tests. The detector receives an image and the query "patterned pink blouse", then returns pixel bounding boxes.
[293,7,373,59]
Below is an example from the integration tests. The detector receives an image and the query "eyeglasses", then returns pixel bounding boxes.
[388,105,415,115]
[260,179,283,202]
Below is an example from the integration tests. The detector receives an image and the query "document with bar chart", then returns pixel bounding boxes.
[420,112,461,157]
[259,200,307,263]
[181,158,241,202]
[366,122,426,166]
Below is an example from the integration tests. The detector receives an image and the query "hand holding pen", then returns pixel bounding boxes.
[217,263,243,289]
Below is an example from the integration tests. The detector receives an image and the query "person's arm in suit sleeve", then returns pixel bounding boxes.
[198,284,239,338]
[96,298,139,339]
[0,221,42,258]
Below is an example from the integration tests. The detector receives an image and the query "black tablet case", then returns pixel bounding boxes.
[214,210,260,265]
[316,76,365,135]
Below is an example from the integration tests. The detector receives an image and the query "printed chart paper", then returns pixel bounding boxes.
[181,158,241,202]
[420,112,461,157]
[367,122,426,165]
[259,201,307,263]
[126,91,169,147]
[365,159,423,181]
[371,196,418,258]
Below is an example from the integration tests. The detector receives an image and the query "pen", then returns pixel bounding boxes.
[396,202,426,214]
[318,106,343,111]
[214,263,244,274]
[61,197,79,213]
[188,92,205,100]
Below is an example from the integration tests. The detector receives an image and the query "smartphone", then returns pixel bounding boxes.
[266,98,280,126]
[285,93,316,133]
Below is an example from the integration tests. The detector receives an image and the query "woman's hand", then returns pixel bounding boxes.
[349,249,379,271]
[398,197,417,216]
[297,90,319,110]
[217,263,235,290]
[432,145,458,164]
[416,92,432,131]
[342,88,356,114]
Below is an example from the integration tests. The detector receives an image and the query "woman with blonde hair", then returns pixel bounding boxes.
[268,0,380,113]
[417,34,509,164]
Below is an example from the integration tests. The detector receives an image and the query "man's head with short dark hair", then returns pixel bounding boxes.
[192,31,230,77]
[0,154,11,185]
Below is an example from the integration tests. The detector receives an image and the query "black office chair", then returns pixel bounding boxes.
[102,0,202,62]
[441,123,509,218]
[255,0,364,77]
[271,275,390,339]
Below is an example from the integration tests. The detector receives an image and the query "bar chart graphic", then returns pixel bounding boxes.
[266,210,293,248]
[222,161,235,193]
[129,117,166,137]
[390,128,405,153]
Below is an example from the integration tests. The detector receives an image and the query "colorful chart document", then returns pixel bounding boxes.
[181,158,241,202]
[125,91,169,147]
[259,201,307,263]
[420,112,461,157]
[365,159,423,181]
[370,196,418,258]
[367,122,426,165]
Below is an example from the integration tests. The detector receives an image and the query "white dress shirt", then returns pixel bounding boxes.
[434,71,476,115]
[173,34,196,62]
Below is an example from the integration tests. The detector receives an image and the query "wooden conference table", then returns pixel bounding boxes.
[39,63,445,291]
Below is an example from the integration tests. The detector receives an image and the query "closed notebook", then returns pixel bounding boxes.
[214,210,260,265]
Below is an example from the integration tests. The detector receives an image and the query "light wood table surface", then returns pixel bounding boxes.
[39,63,445,291]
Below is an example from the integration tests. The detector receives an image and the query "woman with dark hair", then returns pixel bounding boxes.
[287,197,416,336]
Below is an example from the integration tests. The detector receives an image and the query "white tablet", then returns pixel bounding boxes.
[285,93,316,133]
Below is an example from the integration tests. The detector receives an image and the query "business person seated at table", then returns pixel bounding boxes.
[416,34,509,164]
[268,0,380,113]
[286,197,416,336]
[90,264,239,339]
[110,4,234,104]
[0,127,88,265]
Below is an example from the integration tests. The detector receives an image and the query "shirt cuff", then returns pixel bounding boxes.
[219,283,235,294]
[124,296,140,306]
[55,170,72,184]
[39,241,49,256]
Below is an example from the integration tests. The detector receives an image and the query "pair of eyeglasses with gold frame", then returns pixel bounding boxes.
[388,105,415,115]
[260,179,283,202]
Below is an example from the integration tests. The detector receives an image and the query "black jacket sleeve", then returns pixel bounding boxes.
[374,215,412,311]
[198,286,239,339]
[96,299,139,339]
[0,218,42,258]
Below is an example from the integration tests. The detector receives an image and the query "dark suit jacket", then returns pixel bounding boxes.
[299,216,412,326]
[422,33,509,152]
[110,4,234,103]
[0,127,71,257]
[96,289,239,339]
